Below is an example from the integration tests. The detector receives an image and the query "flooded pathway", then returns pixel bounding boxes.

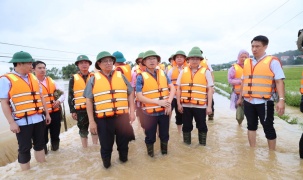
[0,93,302,179]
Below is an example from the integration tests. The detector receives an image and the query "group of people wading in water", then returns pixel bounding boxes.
[1,35,302,171]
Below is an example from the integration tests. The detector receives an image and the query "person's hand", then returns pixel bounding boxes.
[10,122,20,134]
[129,112,135,124]
[89,121,98,135]
[236,98,242,107]
[206,106,212,115]
[177,103,183,114]
[276,100,285,116]
[45,114,51,125]
[52,100,60,109]
[165,107,172,115]
[72,113,77,120]
[157,100,170,107]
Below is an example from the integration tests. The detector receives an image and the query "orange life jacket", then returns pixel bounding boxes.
[301,71,303,94]
[73,73,93,110]
[166,64,172,73]
[140,69,169,114]
[232,63,243,94]
[4,73,44,118]
[93,71,128,118]
[242,56,279,99]
[200,60,209,69]
[115,64,131,82]
[171,66,184,91]
[180,67,208,105]
[41,77,60,113]
[158,64,166,71]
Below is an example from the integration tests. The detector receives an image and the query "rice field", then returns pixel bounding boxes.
[213,66,303,107]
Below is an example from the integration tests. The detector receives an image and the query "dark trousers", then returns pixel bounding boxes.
[143,114,169,144]
[244,100,276,140]
[136,106,144,128]
[171,98,183,125]
[182,107,208,133]
[44,110,61,145]
[16,121,45,163]
[96,114,134,159]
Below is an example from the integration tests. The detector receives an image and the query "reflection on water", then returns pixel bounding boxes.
[0,93,302,179]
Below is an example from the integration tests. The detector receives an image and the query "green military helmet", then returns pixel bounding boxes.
[191,46,203,54]
[168,54,174,62]
[136,52,144,64]
[113,51,126,63]
[142,50,161,66]
[95,51,116,70]
[187,48,203,60]
[173,50,186,60]
[75,55,92,66]
[9,51,35,63]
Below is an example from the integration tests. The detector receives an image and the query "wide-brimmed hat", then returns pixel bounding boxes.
[95,51,116,70]
[75,55,92,66]
[9,51,35,63]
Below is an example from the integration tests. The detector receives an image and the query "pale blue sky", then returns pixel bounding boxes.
[0,0,302,74]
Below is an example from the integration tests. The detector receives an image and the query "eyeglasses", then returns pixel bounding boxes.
[101,59,114,64]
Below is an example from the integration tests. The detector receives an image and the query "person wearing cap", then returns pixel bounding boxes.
[131,52,146,129]
[191,46,215,121]
[227,50,249,125]
[68,55,98,148]
[176,48,213,146]
[165,54,174,74]
[0,51,51,170]
[237,35,285,151]
[32,60,66,154]
[113,51,132,82]
[167,50,188,133]
[136,50,175,157]
[84,51,135,168]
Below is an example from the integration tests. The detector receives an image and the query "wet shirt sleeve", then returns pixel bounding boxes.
[121,74,133,95]
[83,76,94,99]
[0,77,10,98]
[136,74,143,93]
[68,76,76,113]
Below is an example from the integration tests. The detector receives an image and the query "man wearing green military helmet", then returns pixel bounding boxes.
[167,50,187,134]
[0,51,51,170]
[136,50,175,157]
[176,47,214,146]
[68,55,98,148]
[84,51,135,168]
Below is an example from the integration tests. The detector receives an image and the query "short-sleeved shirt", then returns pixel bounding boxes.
[136,68,172,116]
[242,54,285,104]
[83,70,133,99]
[0,70,44,126]
[176,66,214,109]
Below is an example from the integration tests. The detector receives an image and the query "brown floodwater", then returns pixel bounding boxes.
[0,93,302,179]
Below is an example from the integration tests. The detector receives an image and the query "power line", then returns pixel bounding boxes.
[269,10,303,34]
[0,42,94,56]
[0,55,75,62]
[238,0,290,38]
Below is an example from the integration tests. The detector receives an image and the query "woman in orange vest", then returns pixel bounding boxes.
[176,48,213,146]
[33,61,66,154]
[84,51,135,169]
[68,55,98,148]
[167,50,187,133]
[227,50,249,125]
[0,51,51,171]
[136,50,175,157]
[237,35,285,151]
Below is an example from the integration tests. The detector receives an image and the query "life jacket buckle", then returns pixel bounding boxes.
[112,107,117,111]
[248,91,252,94]
[31,91,36,95]
[33,99,38,103]
[158,88,163,92]
[111,98,117,102]
[248,75,253,79]
[48,93,52,97]
[189,83,193,86]
[110,90,115,94]
[248,83,252,86]
[159,96,164,100]
[188,90,192,93]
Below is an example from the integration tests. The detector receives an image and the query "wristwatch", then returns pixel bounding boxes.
[279,97,285,101]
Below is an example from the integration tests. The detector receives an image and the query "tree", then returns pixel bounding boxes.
[9,67,13,72]
[62,64,78,79]
[47,67,60,79]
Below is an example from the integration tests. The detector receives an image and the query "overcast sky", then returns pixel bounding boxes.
[0,0,302,74]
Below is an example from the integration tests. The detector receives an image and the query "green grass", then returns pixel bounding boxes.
[213,66,302,107]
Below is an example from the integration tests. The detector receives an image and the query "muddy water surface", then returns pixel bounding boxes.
[0,93,302,179]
